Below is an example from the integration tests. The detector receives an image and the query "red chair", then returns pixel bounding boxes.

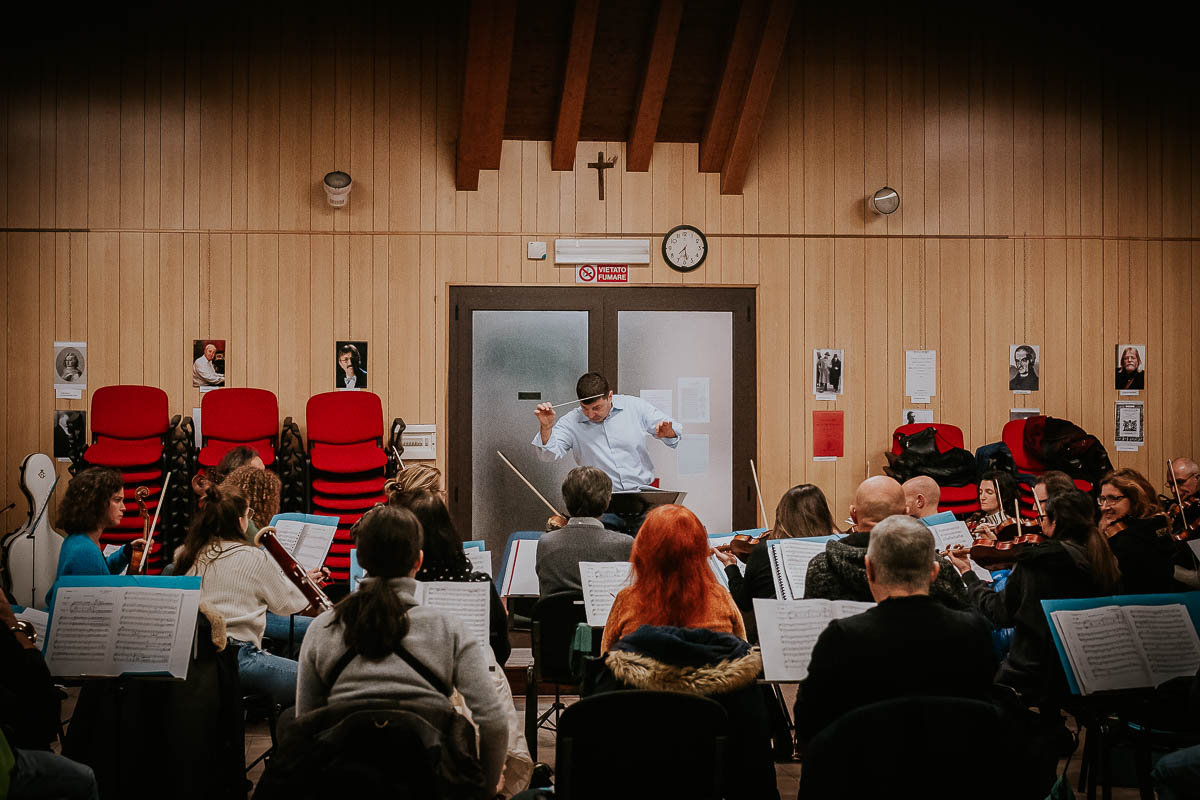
[82,386,173,570]
[197,388,279,468]
[1002,419,1049,473]
[306,392,389,582]
[890,423,978,515]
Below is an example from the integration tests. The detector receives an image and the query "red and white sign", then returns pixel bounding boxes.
[576,264,629,284]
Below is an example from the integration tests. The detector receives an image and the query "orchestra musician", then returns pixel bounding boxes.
[532,372,680,533]
[1097,469,1183,594]
[968,469,1021,539]
[47,467,146,611]
[174,484,316,707]
[534,466,632,598]
[1162,457,1200,507]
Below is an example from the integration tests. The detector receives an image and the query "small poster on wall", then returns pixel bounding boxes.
[813,349,844,400]
[1114,401,1144,451]
[193,339,226,391]
[53,341,87,399]
[1115,345,1146,394]
[53,410,86,461]
[901,409,934,426]
[335,341,368,389]
[812,411,844,460]
[1009,344,1040,393]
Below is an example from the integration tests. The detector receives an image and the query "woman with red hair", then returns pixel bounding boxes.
[601,504,746,651]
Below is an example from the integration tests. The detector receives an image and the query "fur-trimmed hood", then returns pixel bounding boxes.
[605,625,762,696]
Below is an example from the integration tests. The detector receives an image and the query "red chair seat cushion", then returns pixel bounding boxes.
[199,439,276,467]
[937,484,979,503]
[311,443,387,473]
[312,493,386,511]
[85,436,163,467]
[121,467,163,482]
[312,476,386,495]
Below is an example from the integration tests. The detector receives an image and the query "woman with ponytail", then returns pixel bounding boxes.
[295,505,508,791]
[947,489,1120,705]
[177,484,311,706]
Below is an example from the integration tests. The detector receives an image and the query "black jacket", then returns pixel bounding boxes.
[725,543,775,642]
[794,594,996,742]
[1106,516,1182,595]
[803,531,970,610]
[962,538,1109,701]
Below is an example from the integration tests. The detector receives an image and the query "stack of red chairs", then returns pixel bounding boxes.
[305,392,389,584]
[890,423,980,516]
[81,386,173,572]
[197,388,279,476]
[1001,418,1092,519]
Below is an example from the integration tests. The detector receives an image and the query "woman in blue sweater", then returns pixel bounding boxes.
[46,467,144,607]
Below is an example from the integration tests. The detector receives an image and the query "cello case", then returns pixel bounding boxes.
[1,453,62,609]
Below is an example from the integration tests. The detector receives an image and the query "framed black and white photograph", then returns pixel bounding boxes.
[53,341,87,397]
[1115,344,1146,392]
[901,409,934,426]
[53,410,86,461]
[813,349,844,399]
[193,339,226,390]
[335,341,368,389]
[1008,344,1040,393]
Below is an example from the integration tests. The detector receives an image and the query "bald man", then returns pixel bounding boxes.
[902,477,941,519]
[1167,458,1200,503]
[803,476,969,607]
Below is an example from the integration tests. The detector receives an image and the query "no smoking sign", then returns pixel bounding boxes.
[575,263,629,284]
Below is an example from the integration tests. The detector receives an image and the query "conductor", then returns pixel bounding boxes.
[533,373,682,531]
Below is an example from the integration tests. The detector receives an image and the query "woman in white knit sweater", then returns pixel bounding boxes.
[175,484,313,707]
[296,505,508,791]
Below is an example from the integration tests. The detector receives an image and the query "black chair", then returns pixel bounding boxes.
[799,696,1010,800]
[554,690,728,800]
[524,591,586,760]
[243,693,280,773]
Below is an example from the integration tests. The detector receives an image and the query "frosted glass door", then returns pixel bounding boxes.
[618,311,733,532]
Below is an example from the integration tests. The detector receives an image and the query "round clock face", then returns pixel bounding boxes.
[662,224,707,272]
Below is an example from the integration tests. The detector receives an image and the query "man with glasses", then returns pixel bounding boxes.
[1164,458,1200,504]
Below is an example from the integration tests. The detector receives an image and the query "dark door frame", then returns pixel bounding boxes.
[448,285,758,538]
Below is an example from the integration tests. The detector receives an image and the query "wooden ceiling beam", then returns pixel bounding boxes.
[627,0,684,172]
[720,0,794,194]
[698,0,768,174]
[551,0,601,172]
[456,0,517,190]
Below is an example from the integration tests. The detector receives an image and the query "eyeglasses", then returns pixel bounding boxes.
[1166,473,1200,490]
[1097,494,1127,507]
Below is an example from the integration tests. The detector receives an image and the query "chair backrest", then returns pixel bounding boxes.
[91,385,170,439]
[798,695,1007,799]
[1002,418,1048,472]
[556,690,728,800]
[891,423,965,455]
[306,391,383,445]
[530,591,588,685]
[201,388,278,443]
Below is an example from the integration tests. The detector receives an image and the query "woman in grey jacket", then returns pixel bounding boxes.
[295,505,508,791]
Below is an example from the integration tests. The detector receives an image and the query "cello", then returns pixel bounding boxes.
[0,454,62,609]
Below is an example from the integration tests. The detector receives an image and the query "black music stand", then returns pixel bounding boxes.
[603,489,687,535]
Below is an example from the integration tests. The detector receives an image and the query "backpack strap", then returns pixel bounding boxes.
[323,642,451,698]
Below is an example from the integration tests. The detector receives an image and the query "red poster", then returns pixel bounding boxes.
[812,411,844,459]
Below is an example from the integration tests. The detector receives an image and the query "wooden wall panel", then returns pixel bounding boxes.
[2,14,1199,531]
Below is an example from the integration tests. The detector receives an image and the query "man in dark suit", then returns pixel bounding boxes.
[794,514,997,742]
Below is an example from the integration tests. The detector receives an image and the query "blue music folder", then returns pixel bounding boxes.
[1042,591,1200,695]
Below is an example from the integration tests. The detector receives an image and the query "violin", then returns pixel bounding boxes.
[129,472,170,575]
[966,533,1047,570]
[713,532,769,563]
[1164,457,1200,543]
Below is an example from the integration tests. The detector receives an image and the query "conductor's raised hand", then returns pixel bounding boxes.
[655,419,677,439]
[535,402,557,428]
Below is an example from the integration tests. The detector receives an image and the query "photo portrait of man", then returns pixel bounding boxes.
[1115,345,1145,391]
[1009,344,1040,392]
[53,410,85,459]
[193,339,226,388]
[55,347,85,383]
[335,341,368,389]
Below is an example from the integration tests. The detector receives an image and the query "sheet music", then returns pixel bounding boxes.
[754,598,873,681]
[1126,605,1200,684]
[1051,606,1151,694]
[467,549,493,577]
[579,561,633,627]
[501,539,539,596]
[45,582,200,679]
[768,539,828,600]
[14,607,48,651]
[415,581,491,653]
[927,520,973,551]
[271,518,338,573]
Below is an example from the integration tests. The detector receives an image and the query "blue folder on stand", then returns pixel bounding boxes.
[1041,591,1200,695]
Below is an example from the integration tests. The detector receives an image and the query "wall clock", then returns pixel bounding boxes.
[662,224,707,272]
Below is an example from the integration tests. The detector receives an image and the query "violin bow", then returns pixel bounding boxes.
[1168,457,1191,531]
[1032,487,1046,520]
[495,451,566,518]
[139,471,172,574]
[749,459,768,527]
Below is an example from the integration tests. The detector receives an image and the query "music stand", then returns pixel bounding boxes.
[606,489,687,517]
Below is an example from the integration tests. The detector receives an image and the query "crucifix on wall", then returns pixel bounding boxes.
[587,151,618,201]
